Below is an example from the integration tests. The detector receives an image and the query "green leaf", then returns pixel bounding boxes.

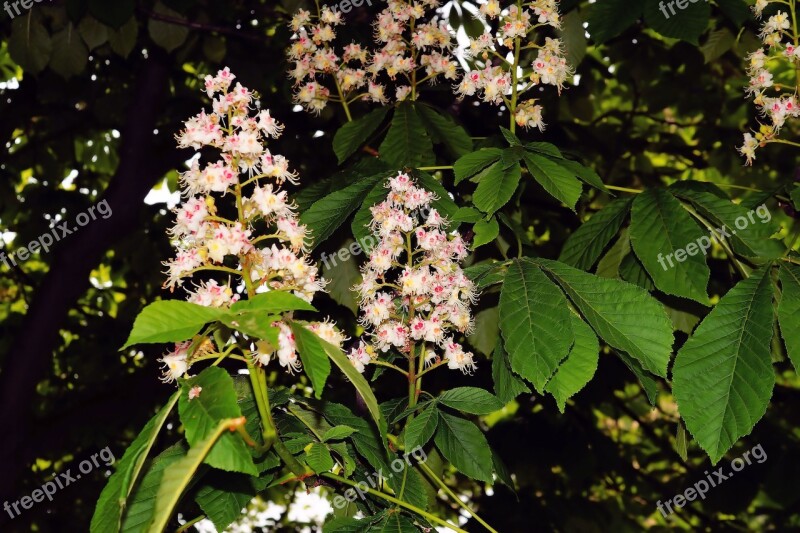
[301,173,388,249]
[499,126,522,146]
[352,180,390,253]
[468,306,499,357]
[700,27,736,63]
[523,153,583,211]
[333,107,390,164]
[416,171,460,221]
[390,460,429,512]
[587,0,643,43]
[616,351,660,405]
[559,10,588,67]
[379,102,435,168]
[148,2,189,52]
[454,148,503,185]
[535,258,674,377]
[500,259,574,392]
[49,26,89,79]
[473,161,522,215]
[791,185,800,211]
[416,103,472,158]
[644,0,710,44]
[369,512,419,532]
[311,401,390,474]
[148,420,237,533]
[109,17,138,58]
[559,198,632,270]
[317,339,388,447]
[78,15,109,50]
[119,443,187,533]
[473,217,500,248]
[434,412,493,483]
[675,423,689,462]
[718,0,750,24]
[559,159,610,194]
[404,405,439,450]
[291,323,332,399]
[306,442,335,474]
[438,387,503,415]
[9,16,52,74]
[672,268,775,463]
[91,393,179,533]
[778,264,800,372]
[320,242,361,314]
[595,229,631,279]
[630,188,710,303]
[670,183,784,259]
[544,314,599,412]
[194,474,255,532]
[220,313,280,343]
[121,300,226,349]
[323,426,358,442]
[230,291,316,314]
[179,367,258,475]
[492,342,531,404]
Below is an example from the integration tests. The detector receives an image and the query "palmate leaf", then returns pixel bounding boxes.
[379,101,435,168]
[544,314,600,412]
[499,259,574,392]
[492,341,531,404]
[670,182,784,259]
[300,173,388,249]
[90,393,179,533]
[522,152,583,211]
[120,443,187,533]
[318,337,388,446]
[559,197,632,270]
[433,412,493,482]
[121,300,227,349]
[438,387,504,415]
[230,291,316,313]
[415,103,472,158]
[194,473,255,532]
[672,267,776,463]
[629,188,710,303]
[148,420,238,533]
[179,367,258,475]
[404,405,439,451]
[291,323,332,399]
[534,258,674,377]
[472,160,522,215]
[454,148,503,184]
[333,107,389,164]
[778,264,800,372]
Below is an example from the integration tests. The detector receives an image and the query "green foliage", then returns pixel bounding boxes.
[673,268,776,463]
[179,367,258,475]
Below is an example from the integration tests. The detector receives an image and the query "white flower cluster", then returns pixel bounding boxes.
[159,68,333,382]
[288,0,457,112]
[349,173,478,375]
[740,3,800,164]
[457,1,570,131]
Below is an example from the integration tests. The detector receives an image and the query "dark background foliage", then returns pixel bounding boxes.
[0,0,798,531]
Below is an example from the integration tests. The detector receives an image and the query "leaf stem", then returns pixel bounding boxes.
[320,472,469,533]
[417,461,499,533]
